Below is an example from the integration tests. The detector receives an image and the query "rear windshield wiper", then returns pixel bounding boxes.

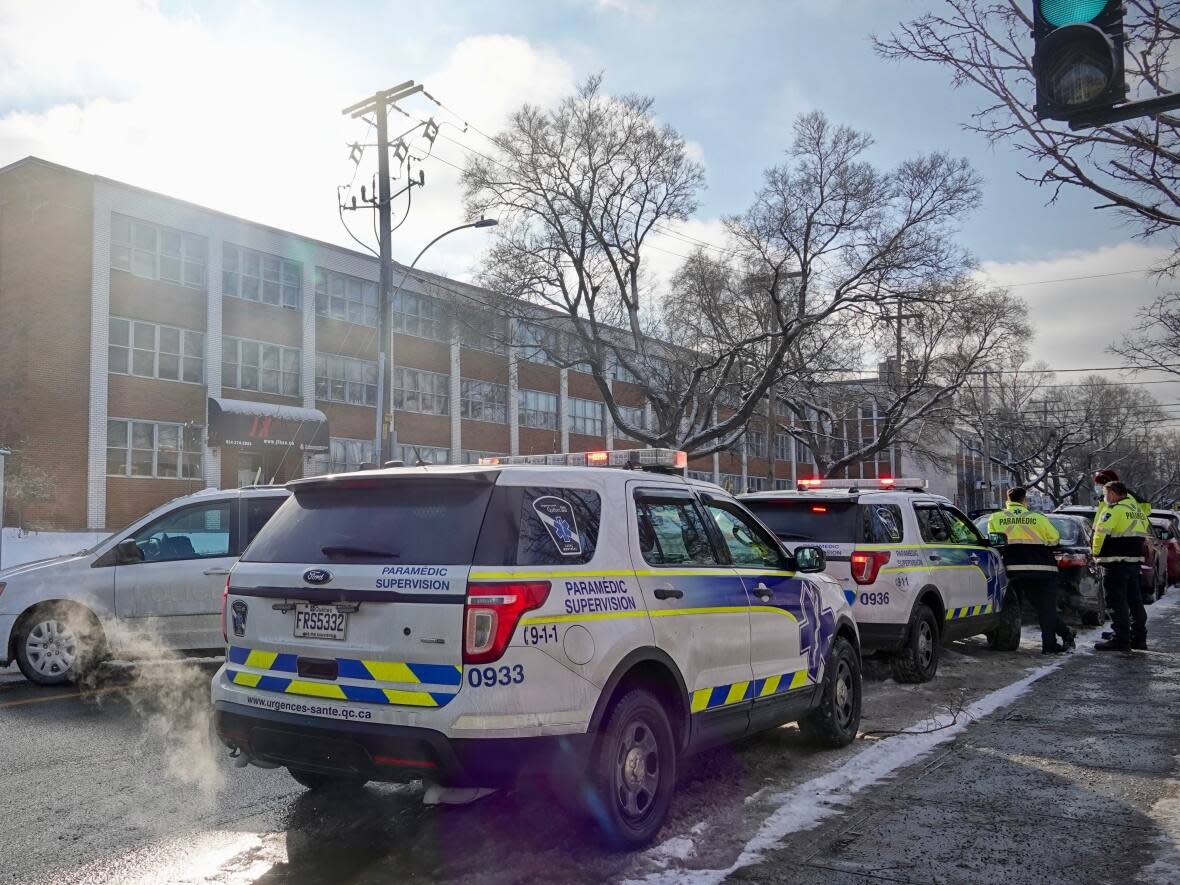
[321,545,400,559]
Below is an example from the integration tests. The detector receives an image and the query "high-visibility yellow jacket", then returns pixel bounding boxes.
[987,502,1060,572]
[1092,497,1149,563]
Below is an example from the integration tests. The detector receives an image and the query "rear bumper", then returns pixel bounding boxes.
[214,701,591,788]
[857,622,909,652]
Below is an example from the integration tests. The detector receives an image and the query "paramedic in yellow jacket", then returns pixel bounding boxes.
[1092,480,1150,653]
[988,487,1075,655]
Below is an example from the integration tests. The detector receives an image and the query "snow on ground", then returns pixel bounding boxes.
[634,593,1180,885]
[0,527,109,570]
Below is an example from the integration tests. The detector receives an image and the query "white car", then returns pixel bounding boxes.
[0,486,288,684]
[741,479,1014,684]
[212,449,860,848]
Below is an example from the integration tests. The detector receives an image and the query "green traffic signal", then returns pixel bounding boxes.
[1039,0,1110,27]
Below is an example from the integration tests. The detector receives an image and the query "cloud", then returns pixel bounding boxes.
[977,241,1179,398]
[0,5,576,283]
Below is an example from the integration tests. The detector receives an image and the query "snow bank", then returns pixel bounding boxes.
[0,527,108,570]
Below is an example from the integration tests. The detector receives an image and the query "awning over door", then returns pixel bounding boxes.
[207,398,329,452]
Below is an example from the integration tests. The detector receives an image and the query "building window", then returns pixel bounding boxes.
[111,214,206,290]
[719,473,744,494]
[393,290,448,341]
[616,404,646,439]
[222,337,301,396]
[463,450,505,464]
[612,355,642,385]
[398,443,450,465]
[774,478,793,491]
[223,244,301,309]
[687,470,714,482]
[316,353,377,406]
[106,419,203,479]
[518,322,564,366]
[519,389,559,429]
[746,475,770,492]
[747,430,767,458]
[393,367,449,415]
[457,312,508,354]
[315,268,379,326]
[775,433,793,462]
[460,378,508,424]
[569,397,605,436]
[109,317,203,383]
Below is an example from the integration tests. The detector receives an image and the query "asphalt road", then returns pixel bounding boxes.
[2,601,1178,885]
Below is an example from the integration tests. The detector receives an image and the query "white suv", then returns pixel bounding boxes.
[0,486,288,684]
[741,480,1015,684]
[212,450,860,848]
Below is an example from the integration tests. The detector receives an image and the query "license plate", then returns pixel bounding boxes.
[293,604,348,640]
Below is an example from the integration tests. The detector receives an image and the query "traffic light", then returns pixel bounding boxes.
[1033,0,1126,122]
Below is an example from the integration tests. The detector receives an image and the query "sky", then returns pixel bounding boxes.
[0,0,1175,405]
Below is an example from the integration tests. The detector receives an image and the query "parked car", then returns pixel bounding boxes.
[1150,517,1180,586]
[0,485,289,685]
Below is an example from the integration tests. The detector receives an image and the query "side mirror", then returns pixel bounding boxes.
[988,532,1008,548]
[116,538,144,564]
[794,545,826,573]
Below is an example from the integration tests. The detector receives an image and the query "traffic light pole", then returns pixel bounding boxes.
[1067,91,1180,131]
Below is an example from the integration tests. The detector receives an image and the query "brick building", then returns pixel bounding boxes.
[0,157,910,531]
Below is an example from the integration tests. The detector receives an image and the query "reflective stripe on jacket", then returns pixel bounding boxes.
[1092,497,1148,563]
[987,503,1060,572]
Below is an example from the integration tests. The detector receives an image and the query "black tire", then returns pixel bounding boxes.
[890,603,940,684]
[14,603,104,686]
[986,588,1022,651]
[287,767,368,792]
[798,636,861,747]
[585,687,676,850]
[1081,610,1102,628]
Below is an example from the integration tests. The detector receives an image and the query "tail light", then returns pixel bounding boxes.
[463,581,551,664]
[850,550,891,585]
[220,577,230,643]
[1055,553,1088,569]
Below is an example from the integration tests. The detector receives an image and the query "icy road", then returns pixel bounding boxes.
[4,599,1180,885]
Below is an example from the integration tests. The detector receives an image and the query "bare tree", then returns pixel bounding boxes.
[466,90,987,456]
[875,1,1180,272]
[781,281,1030,477]
[1111,290,1180,375]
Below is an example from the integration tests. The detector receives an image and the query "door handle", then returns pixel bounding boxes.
[653,586,683,600]
[203,567,231,576]
[755,581,773,602]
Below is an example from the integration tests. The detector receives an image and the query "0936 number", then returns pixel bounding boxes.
[467,664,525,688]
[859,591,891,606]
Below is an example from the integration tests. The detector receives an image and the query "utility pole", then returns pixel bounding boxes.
[981,369,993,508]
[342,81,424,464]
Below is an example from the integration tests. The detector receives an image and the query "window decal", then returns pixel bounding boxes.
[531,496,583,557]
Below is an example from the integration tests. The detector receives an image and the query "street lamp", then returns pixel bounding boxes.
[376,218,499,463]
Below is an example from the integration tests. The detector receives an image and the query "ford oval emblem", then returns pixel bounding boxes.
[303,568,333,585]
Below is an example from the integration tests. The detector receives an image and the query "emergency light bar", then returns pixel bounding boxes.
[479,448,688,471]
[796,478,927,492]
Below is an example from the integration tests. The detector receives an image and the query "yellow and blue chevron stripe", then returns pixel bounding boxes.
[225,646,462,707]
[946,603,994,620]
[689,668,813,714]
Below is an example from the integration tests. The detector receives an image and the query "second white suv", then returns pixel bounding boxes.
[742,480,1015,683]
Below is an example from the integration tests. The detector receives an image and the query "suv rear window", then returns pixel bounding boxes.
[744,500,859,543]
[242,480,494,564]
[473,486,602,566]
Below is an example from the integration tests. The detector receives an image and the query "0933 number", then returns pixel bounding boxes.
[467,664,525,688]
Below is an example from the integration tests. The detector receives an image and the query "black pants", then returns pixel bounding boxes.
[1102,561,1147,649]
[1012,571,1071,652]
